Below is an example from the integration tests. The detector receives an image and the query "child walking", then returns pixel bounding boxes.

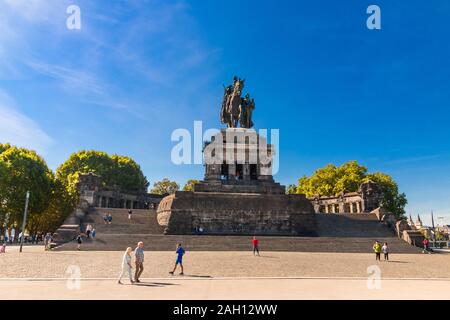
[169,243,185,275]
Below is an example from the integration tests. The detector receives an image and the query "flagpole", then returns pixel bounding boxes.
[431,210,436,248]
[19,191,30,253]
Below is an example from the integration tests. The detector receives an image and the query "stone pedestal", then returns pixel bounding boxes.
[157,191,317,236]
[157,128,316,235]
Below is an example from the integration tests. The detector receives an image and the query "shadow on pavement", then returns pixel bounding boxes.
[134,282,178,287]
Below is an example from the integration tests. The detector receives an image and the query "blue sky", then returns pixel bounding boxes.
[1,0,449,225]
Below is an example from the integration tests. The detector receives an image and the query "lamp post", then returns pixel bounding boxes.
[19,191,30,253]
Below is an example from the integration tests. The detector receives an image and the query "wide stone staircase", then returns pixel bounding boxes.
[315,213,397,237]
[55,209,420,253]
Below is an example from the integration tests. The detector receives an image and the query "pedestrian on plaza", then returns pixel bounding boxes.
[134,241,145,283]
[169,243,185,276]
[382,242,389,261]
[0,243,5,253]
[86,224,92,239]
[252,236,260,256]
[128,209,133,220]
[423,238,429,254]
[118,247,134,285]
[44,232,51,250]
[76,234,83,251]
[373,241,382,261]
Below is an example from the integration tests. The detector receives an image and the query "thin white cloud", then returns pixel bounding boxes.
[0,90,53,154]
[26,59,105,96]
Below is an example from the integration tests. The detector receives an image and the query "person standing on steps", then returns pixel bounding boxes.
[169,243,185,275]
[373,241,381,261]
[252,236,260,256]
[107,213,113,224]
[76,234,83,251]
[118,247,134,285]
[91,228,96,240]
[382,242,389,261]
[128,209,133,220]
[134,242,145,283]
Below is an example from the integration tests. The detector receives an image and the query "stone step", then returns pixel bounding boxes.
[55,209,420,254]
[315,213,396,237]
[79,207,165,235]
[55,234,420,253]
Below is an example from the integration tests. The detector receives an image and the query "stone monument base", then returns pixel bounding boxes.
[156,191,317,236]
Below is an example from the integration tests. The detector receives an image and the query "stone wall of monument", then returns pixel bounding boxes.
[157,191,317,236]
[309,181,383,214]
[78,172,164,210]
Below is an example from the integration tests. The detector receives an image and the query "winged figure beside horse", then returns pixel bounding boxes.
[220,76,255,129]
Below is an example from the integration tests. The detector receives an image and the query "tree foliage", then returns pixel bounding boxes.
[56,150,149,193]
[183,179,200,192]
[286,184,297,194]
[365,172,407,218]
[151,178,179,195]
[296,160,407,218]
[0,144,54,231]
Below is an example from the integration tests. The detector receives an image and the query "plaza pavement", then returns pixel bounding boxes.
[1,246,449,299]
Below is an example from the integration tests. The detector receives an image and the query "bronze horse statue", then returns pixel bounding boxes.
[220,76,245,128]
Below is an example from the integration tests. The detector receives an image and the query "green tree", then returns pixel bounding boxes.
[286,184,297,194]
[365,172,407,218]
[334,161,367,194]
[111,155,149,192]
[296,160,407,218]
[151,178,179,195]
[56,150,149,193]
[0,145,54,231]
[28,179,76,233]
[183,179,200,191]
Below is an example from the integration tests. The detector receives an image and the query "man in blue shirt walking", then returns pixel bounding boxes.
[169,243,185,275]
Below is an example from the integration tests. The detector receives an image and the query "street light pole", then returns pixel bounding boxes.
[19,191,30,253]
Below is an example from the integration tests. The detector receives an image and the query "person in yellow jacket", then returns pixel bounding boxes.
[373,241,382,261]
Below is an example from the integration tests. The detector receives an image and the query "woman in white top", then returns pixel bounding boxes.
[118,247,134,284]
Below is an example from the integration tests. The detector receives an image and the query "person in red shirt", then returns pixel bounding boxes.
[423,239,429,253]
[252,236,260,256]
